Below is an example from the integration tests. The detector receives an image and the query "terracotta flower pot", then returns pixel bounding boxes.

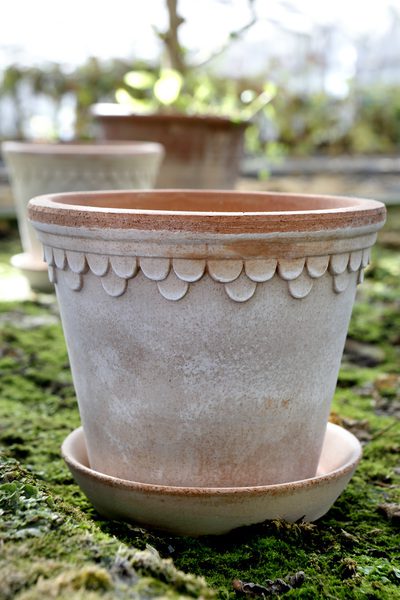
[91,105,247,189]
[28,190,385,488]
[2,141,164,291]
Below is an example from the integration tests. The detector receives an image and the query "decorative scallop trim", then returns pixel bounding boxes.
[43,247,371,302]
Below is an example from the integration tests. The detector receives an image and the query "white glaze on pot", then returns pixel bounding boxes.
[29,190,385,488]
[2,141,164,265]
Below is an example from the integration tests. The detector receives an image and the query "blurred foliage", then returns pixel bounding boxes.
[0,58,137,138]
[1,57,400,156]
[272,86,400,156]
[116,67,277,122]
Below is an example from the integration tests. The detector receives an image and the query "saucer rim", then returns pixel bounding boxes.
[62,422,362,498]
[11,252,47,272]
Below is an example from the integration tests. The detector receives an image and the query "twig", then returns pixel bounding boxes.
[195,0,257,69]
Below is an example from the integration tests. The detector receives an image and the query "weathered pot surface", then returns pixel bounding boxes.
[28,190,385,487]
[62,422,362,536]
[91,103,247,189]
[2,141,164,289]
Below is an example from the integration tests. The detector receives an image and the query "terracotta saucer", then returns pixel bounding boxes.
[62,423,361,536]
[11,252,53,293]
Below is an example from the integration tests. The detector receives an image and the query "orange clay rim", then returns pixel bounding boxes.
[90,104,248,128]
[28,189,386,234]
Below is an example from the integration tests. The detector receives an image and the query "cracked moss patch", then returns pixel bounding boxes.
[0,208,399,599]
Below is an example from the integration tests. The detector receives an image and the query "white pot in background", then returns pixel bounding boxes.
[2,141,164,291]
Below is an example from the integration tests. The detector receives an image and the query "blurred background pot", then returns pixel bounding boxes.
[28,190,385,488]
[2,141,164,292]
[91,104,247,189]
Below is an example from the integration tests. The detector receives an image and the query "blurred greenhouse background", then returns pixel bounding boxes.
[1,0,400,154]
[2,0,400,210]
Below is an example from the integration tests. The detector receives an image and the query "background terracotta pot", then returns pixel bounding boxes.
[28,190,385,488]
[91,105,247,189]
[2,141,164,291]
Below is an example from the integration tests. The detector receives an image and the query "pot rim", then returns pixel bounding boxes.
[28,189,386,234]
[90,102,248,128]
[1,140,164,156]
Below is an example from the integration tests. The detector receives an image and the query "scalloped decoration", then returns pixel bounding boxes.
[45,247,373,301]
[66,250,87,274]
[361,248,371,268]
[348,250,363,272]
[225,273,257,302]
[110,256,137,279]
[53,248,66,270]
[47,265,57,284]
[87,253,109,276]
[157,271,189,301]
[173,258,206,282]
[306,256,329,278]
[207,259,243,282]
[333,271,351,293]
[278,258,305,280]
[329,253,350,275]
[64,269,83,291]
[288,272,314,299]
[101,271,127,297]
[43,246,55,266]
[139,257,170,281]
[245,259,276,282]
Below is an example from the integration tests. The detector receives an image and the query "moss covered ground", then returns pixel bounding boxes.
[0,209,399,599]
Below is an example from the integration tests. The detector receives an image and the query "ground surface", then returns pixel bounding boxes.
[0,208,399,599]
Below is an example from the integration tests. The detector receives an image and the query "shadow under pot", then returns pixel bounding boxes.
[28,190,385,488]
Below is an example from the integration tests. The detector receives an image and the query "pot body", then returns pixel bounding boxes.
[92,110,246,189]
[29,190,385,487]
[2,141,163,264]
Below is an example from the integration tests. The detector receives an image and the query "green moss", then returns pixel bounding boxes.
[0,208,400,599]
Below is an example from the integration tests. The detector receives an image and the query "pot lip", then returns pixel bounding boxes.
[61,423,362,497]
[90,102,248,128]
[28,189,386,234]
[1,140,164,156]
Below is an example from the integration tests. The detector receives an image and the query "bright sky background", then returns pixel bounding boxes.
[1,0,400,139]
[1,0,400,69]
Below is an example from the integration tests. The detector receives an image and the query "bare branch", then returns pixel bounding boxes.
[194,0,257,69]
[159,0,187,73]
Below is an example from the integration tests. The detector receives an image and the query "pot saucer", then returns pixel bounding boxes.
[11,252,53,293]
[62,423,361,536]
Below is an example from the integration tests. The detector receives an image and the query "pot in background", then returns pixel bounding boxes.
[91,104,247,189]
[28,190,385,487]
[2,141,164,291]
